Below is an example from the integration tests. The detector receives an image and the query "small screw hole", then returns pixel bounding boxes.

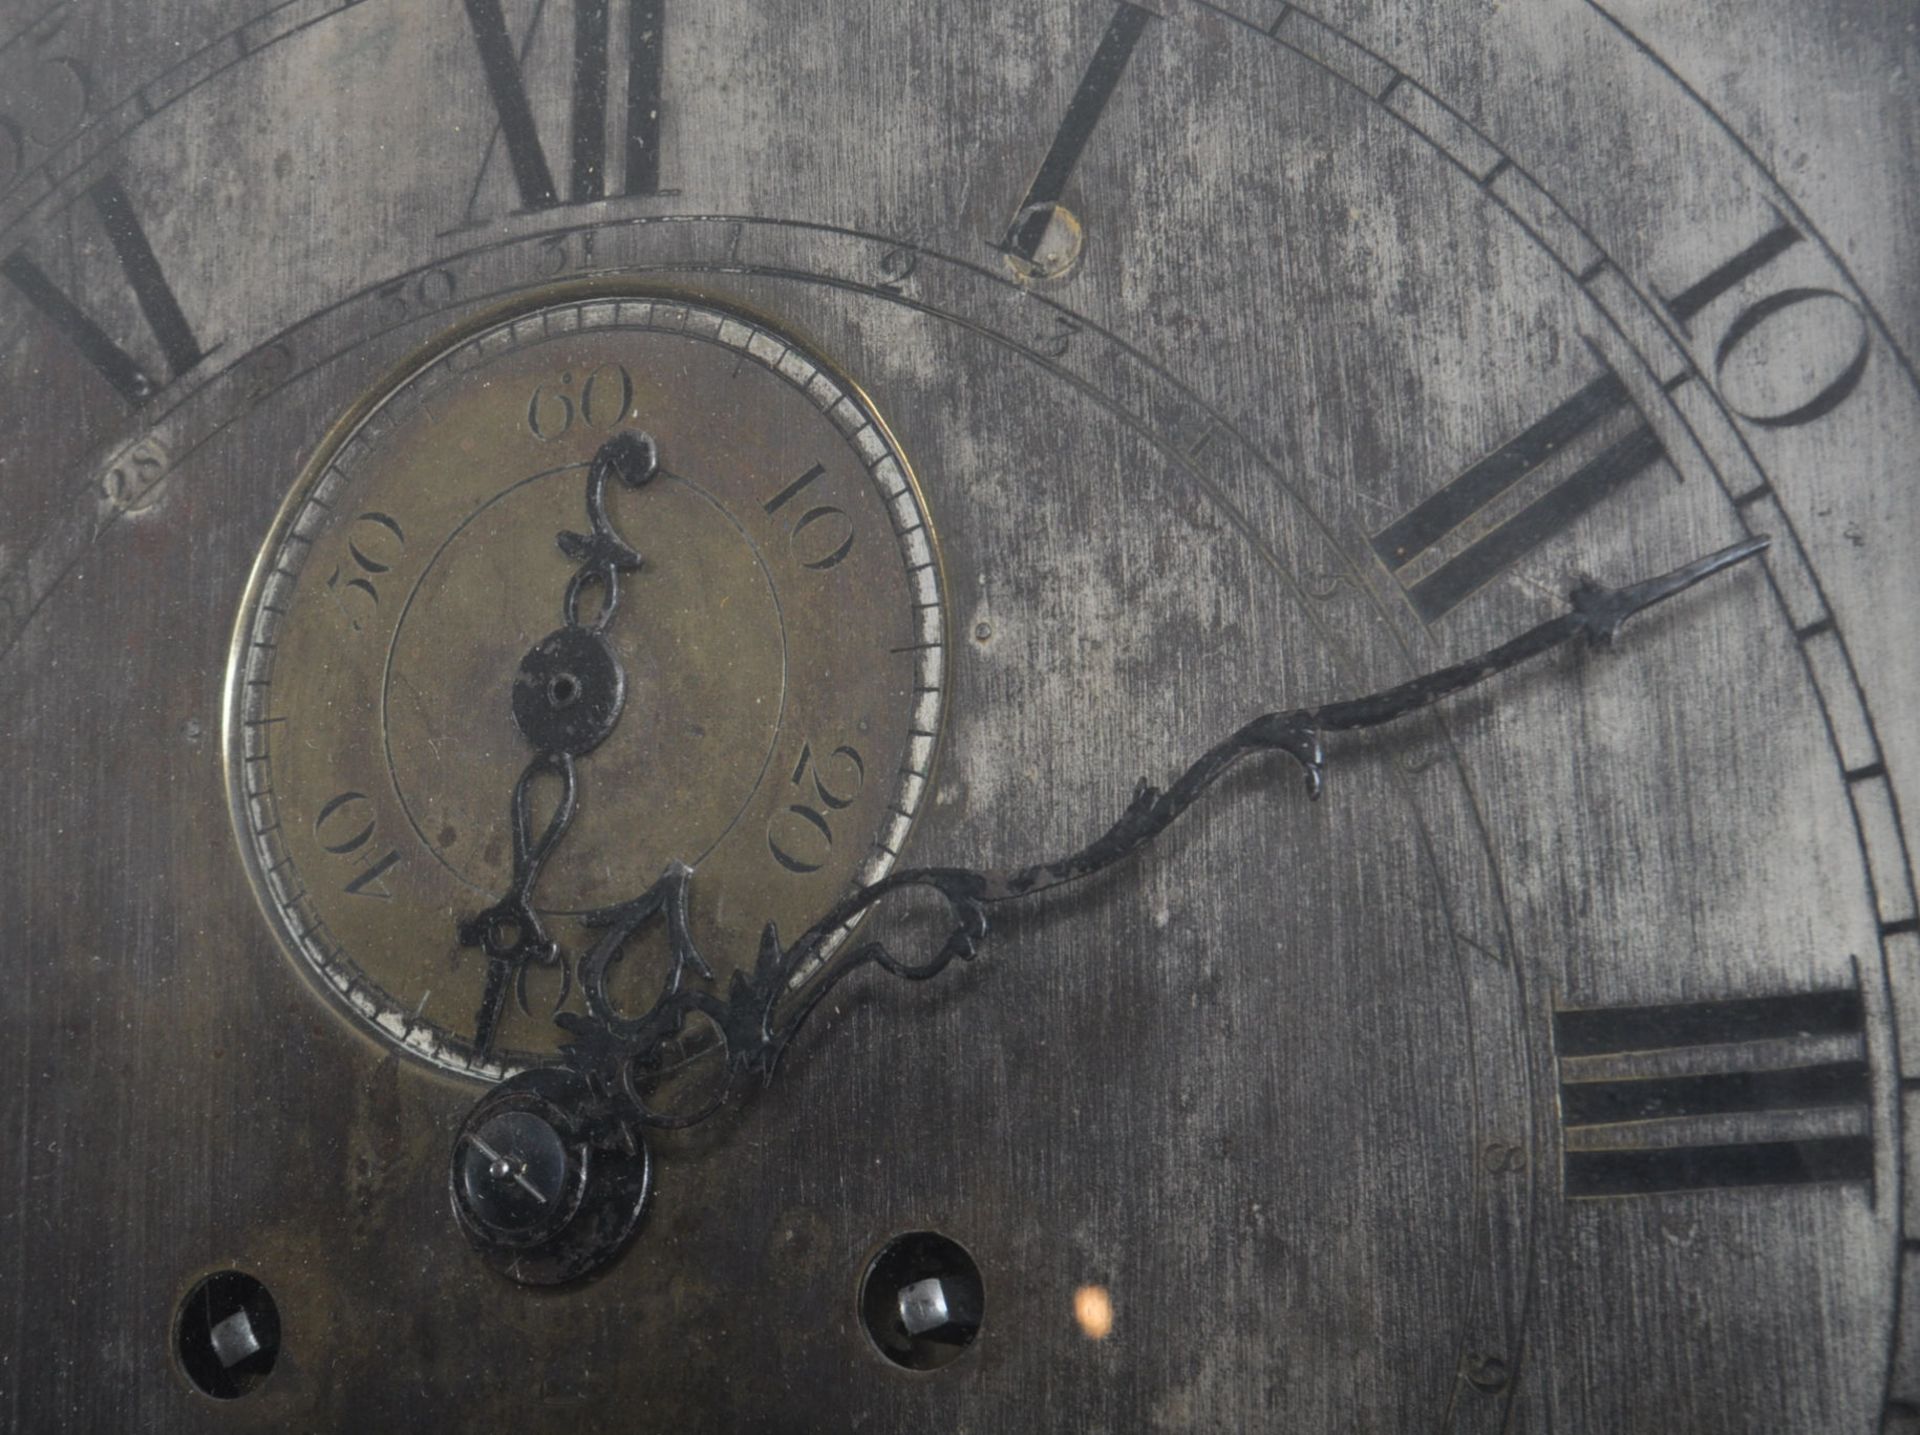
[860,1231,983,1371]
[175,1271,279,1399]
[548,673,580,708]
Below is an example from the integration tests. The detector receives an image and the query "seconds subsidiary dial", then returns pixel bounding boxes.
[227,295,945,1075]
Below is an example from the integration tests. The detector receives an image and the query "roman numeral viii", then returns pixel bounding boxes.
[458,0,665,224]
[2,175,206,406]
[1555,987,1872,1199]
[1370,365,1667,623]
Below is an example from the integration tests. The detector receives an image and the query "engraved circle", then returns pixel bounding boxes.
[382,465,787,911]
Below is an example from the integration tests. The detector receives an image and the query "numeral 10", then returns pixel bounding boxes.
[764,464,856,571]
[1657,214,1871,429]
[313,790,403,900]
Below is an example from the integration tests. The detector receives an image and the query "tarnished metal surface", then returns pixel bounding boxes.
[467,533,1773,1284]
[0,1,1915,1430]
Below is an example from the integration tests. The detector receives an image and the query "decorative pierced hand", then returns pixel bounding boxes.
[445,437,1768,1284]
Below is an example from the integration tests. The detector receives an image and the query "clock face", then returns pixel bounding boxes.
[0,1,1915,1430]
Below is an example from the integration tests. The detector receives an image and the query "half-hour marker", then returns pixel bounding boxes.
[1555,987,1872,1198]
[1370,365,1665,623]
[2,175,207,405]
[1000,2,1155,265]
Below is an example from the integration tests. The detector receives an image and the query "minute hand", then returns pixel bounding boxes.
[457,536,1772,1285]
[561,536,1772,1106]
[948,534,1773,906]
[1292,534,1772,786]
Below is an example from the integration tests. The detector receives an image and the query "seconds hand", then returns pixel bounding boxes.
[456,428,659,1061]
[449,432,1771,1284]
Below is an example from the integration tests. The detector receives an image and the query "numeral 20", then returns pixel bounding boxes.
[313,790,402,900]
[766,741,866,875]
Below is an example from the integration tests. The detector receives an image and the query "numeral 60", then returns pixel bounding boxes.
[527,363,638,441]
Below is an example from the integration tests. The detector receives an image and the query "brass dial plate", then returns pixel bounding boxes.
[224,294,945,1077]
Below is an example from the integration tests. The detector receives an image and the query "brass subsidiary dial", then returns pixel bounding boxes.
[225,294,945,1077]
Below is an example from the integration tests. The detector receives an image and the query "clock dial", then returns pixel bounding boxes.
[226,293,943,1074]
[0,2,1914,1431]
